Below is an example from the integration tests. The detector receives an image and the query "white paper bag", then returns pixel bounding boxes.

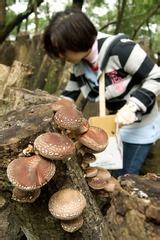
[90,120,123,170]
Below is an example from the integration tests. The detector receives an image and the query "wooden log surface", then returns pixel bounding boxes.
[0,103,160,240]
[0,103,108,240]
[104,173,160,240]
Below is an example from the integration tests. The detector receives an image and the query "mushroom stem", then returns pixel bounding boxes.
[12,187,41,203]
[60,215,84,232]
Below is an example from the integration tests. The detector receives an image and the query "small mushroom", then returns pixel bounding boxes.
[22,144,34,156]
[84,167,98,178]
[34,132,75,161]
[96,167,111,181]
[61,215,84,232]
[7,155,56,190]
[12,187,41,203]
[87,177,106,190]
[51,98,76,112]
[48,188,86,220]
[78,126,108,153]
[54,107,83,131]
[103,177,120,192]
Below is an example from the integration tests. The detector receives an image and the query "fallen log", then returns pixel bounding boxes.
[0,103,160,240]
[0,103,108,240]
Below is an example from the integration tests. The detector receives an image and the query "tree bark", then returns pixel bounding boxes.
[0,60,31,99]
[0,101,160,239]
[104,174,160,240]
[0,0,6,27]
[114,0,127,34]
[0,103,108,240]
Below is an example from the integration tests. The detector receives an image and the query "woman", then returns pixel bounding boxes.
[43,9,160,177]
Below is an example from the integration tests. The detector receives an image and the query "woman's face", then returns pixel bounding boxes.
[59,49,91,64]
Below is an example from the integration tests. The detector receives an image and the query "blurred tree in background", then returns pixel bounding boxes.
[0,0,160,54]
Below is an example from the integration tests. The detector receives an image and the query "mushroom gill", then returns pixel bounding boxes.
[12,187,41,203]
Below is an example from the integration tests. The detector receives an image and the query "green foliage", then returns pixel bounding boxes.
[85,0,160,53]
[2,0,160,54]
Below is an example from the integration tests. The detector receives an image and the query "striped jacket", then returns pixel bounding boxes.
[62,32,160,116]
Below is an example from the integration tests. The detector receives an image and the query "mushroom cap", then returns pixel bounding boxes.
[74,118,89,135]
[48,188,86,220]
[61,215,84,232]
[78,126,108,153]
[96,167,111,181]
[7,155,56,190]
[51,98,76,112]
[84,167,98,178]
[54,107,83,131]
[103,177,120,192]
[34,132,75,160]
[87,176,106,190]
[12,187,41,203]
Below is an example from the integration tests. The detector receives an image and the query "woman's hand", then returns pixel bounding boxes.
[115,101,140,126]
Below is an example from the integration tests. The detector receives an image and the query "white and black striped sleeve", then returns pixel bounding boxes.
[61,73,81,101]
[112,40,160,113]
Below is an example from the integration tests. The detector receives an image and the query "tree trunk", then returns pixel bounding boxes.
[0,0,6,27]
[34,1,39,33]
[0,0,44,44]
[15,32,31,64]
[114,0,127,34]
[0,60,31,99]
[72,0,84,10]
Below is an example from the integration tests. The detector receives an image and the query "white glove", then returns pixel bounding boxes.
[115,101,140,126]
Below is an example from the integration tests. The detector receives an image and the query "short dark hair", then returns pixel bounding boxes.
[43,9,97,58]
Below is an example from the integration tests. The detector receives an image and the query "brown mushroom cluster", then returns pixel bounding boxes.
[6,97,118,232]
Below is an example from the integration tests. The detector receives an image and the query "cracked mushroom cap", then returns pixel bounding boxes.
[61,215,84,232]
[54,107,83,131]
[34,132,75,160]
[78,126,108,153]
[48,188,86,220]
[12,187,41,203]
[7,155,56,190]
[51,98,76,112]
